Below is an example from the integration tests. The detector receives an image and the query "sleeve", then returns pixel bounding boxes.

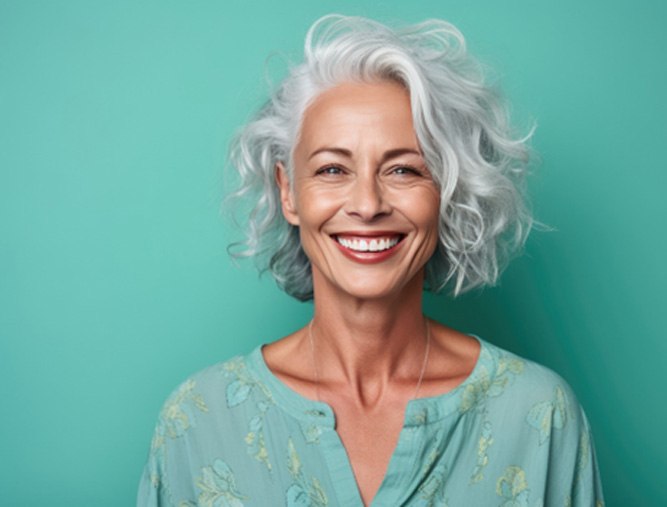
[567,406,605,506]
[544,384,605,507]
[136,457,160,507]
[136,416,173,507]
[135,373,213,507]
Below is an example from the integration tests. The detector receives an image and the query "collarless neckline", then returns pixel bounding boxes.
[246,334,491,428]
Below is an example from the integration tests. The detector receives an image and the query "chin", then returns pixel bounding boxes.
[332,274,416,302]
[310,262,428,302]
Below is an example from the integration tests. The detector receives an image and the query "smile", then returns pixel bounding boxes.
[334,234,404,252]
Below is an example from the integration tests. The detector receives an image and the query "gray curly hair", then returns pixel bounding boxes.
[227,14,533,301]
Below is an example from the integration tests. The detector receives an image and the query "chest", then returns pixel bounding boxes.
[330,402,408,506]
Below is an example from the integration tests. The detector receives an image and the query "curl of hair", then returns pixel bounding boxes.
[227,14,533,301]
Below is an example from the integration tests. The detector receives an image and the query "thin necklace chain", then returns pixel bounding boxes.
[413,319,431,399]
[307,318,431,403]
[308,319,321,402]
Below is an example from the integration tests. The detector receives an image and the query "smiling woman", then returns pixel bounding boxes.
[137,15,604,507]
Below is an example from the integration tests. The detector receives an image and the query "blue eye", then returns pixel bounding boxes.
[316,165,344,175]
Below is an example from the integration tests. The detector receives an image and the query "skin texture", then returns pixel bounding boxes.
[264,81,480,506]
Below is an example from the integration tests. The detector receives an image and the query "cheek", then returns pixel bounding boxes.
[394,188,441,225]
[295,186,344,225]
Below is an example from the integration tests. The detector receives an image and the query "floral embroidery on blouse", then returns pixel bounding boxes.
[461,350,525,483]
[300,421,325,444]
[222,357,276,471]
[417,462,449,507]
[575,429,590,480]
[420,447,440,476]
[460,351,524,412]
[471,420,494,483]
[410,408,429,426]
[161,378,209,440]
[285,438,328,507]
[299,410,328,444]
[196,459,246,507]
[567,427,593,505]
[525,385,569,444]
[496,466,530,506]
[148,377,209,488]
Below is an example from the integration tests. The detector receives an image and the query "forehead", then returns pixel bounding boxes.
[296,81,419,153]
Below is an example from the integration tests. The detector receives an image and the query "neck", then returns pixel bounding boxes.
[310,273,429,407]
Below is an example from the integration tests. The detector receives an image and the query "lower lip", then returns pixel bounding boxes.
[332,237,404,264]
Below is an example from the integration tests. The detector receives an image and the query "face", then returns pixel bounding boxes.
[277,81,441,301]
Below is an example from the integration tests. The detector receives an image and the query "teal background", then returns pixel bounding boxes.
[1,0,665,504]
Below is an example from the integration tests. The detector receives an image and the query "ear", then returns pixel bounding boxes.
[275,162,300,226]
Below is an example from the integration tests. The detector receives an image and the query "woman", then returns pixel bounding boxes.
[138,15,604,506]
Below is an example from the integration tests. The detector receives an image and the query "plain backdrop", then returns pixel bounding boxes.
[1,0,665,505]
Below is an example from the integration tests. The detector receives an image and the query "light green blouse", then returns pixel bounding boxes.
[137,337,604,506]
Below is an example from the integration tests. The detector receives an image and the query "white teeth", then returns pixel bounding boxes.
[336,236,401,252]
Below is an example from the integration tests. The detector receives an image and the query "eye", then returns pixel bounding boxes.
[390,165,422,176]
[315,165,345,176]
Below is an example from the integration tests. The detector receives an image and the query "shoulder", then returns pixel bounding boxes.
[472,338,590,441]
[164,354,244,400]
[154,350,266,431]
[479,338,579,402]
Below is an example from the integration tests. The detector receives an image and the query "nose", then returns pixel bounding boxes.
[344,172,392,221]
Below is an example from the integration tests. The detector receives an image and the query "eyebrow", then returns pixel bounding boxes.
[308,147,422,162]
